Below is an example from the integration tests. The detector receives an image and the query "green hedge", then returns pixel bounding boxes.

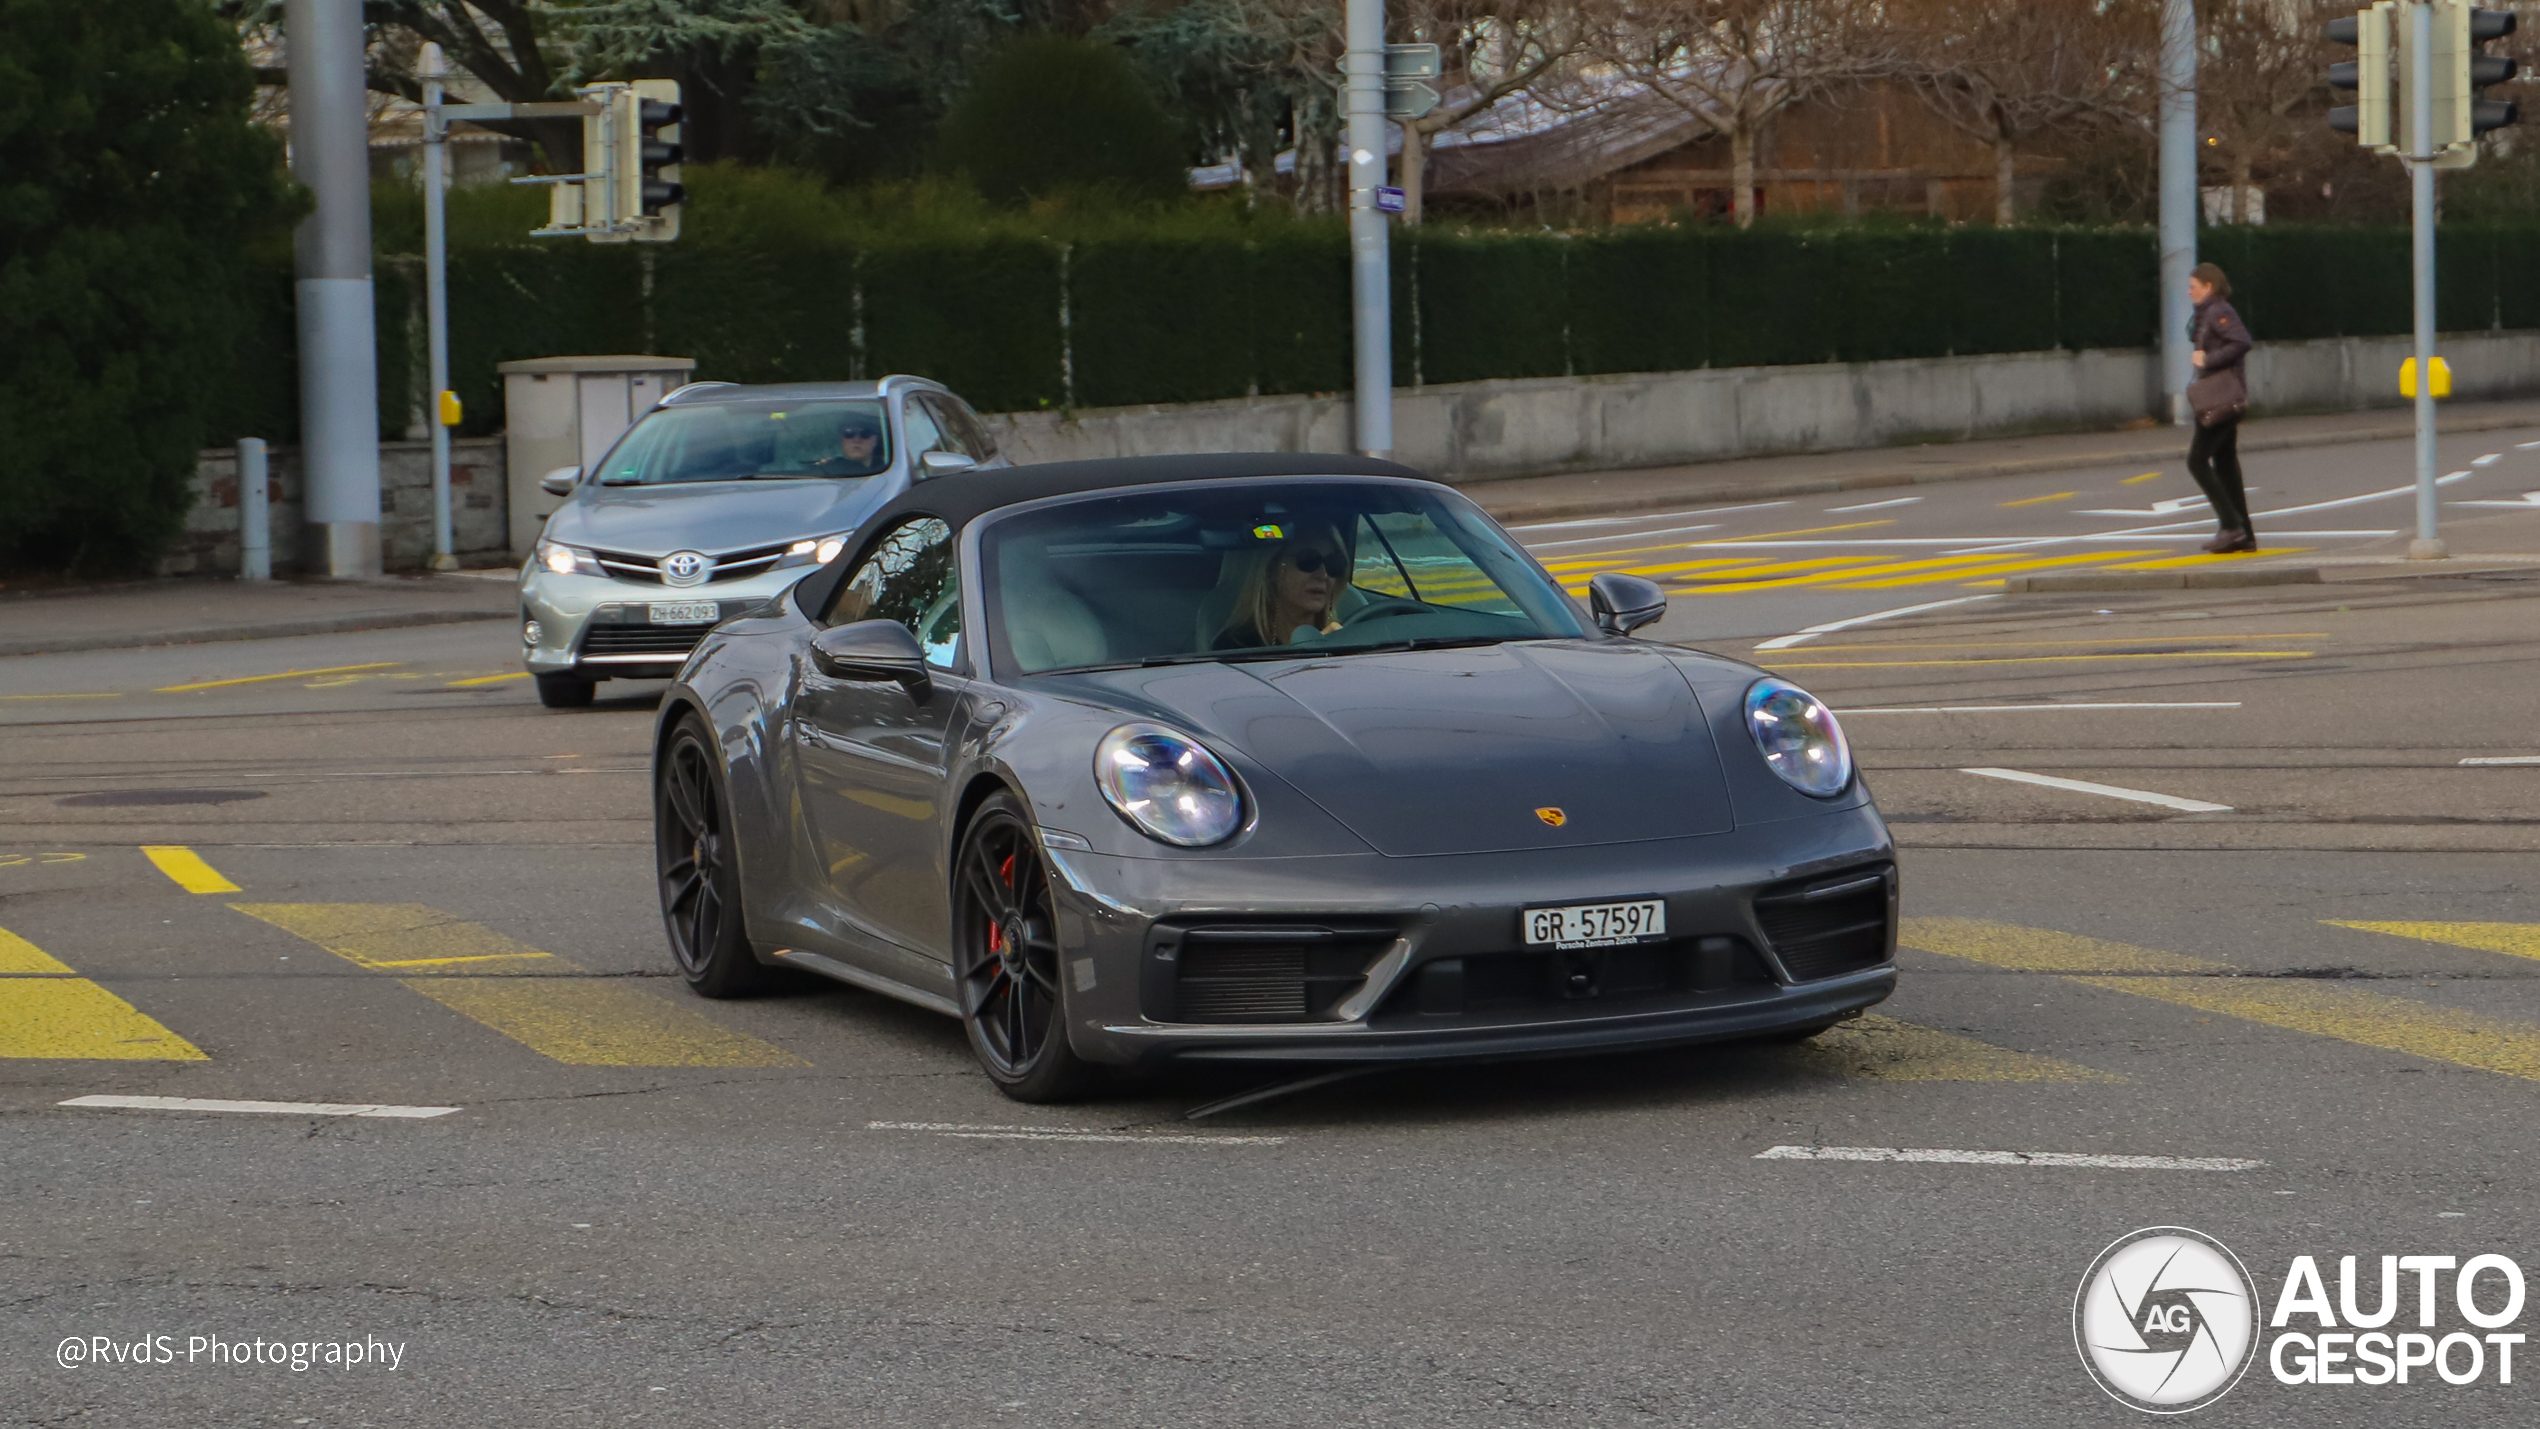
[206,218,2540,443]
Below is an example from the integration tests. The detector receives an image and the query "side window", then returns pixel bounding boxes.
[825,517,962,667]
[901,397,949,459]
[927,394,995,460]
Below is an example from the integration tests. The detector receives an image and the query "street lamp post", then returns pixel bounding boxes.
[1344,0,1392,458]
[420,43,459,573]
[2158,0,2198,428]
[284,0,383,577]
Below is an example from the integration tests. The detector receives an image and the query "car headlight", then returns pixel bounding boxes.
[1744,677,1852,797]
[772,531,853,571]
[1094,722,1244,847]
[535,540,605,577]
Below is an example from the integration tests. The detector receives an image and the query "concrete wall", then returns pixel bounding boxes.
[173,438,508,577]
[988,329,2540,482]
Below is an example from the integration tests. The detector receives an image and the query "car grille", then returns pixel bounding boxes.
[1156,921,1397,1023]
[589,542,792,586]
[1753,866,1895,981]
[579,623,713,658]
[1383,936,1777,1019]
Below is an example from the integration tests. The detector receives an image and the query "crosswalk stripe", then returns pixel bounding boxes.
[0,924,206,1061]
[2327,921,2540,962]
[141,846,243,895]
[1903,918,2540,1083]
[1794,1013,2121,1082]
[233,903,803,1068]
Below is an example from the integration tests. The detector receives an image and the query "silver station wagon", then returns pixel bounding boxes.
[518,376,1005,708]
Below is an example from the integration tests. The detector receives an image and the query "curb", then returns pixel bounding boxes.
[2004,568,2324,593]
[1465,408,2540,525]
[0,609,510,659]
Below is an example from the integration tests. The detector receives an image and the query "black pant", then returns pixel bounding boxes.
[2187,417,2250,534]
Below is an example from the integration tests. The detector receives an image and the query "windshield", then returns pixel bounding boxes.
[593,399,891,485]
[981,480,1585,676]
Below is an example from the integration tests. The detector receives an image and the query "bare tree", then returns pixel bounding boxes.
[1582,0,1895,228]
[2195,0,2337,223]
[1891,0,2151,224]
[1392,0,1578,222]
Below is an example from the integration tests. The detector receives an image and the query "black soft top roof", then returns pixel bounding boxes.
[794,452,1434,619]
[869,451,1430,533]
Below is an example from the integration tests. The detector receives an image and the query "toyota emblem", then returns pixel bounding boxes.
[661,550,711,586]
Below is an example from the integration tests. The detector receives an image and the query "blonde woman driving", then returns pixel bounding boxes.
[1214,524,1347,650]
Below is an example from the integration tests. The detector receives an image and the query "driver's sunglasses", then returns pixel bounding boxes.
[1282,548,1342,576]
[840,430,878,443]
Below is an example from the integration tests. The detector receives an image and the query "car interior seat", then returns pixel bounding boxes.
[997,539,1108,672]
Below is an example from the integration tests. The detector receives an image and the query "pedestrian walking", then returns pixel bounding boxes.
[2184,263,2255,552]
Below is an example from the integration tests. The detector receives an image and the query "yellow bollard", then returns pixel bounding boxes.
[2399,355,2452,399]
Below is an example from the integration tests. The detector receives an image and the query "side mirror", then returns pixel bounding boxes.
[1589,572,1667,637]
[809,619,932,699]
[538,466,581,497]
[917,450,978,480]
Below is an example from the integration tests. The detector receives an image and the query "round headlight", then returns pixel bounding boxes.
[538,541,578,575]
[1094,722,1244,847]
[1744,677,1853,797]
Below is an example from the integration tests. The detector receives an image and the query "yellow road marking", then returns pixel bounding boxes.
[1794,1013,2120,1082]
[1831,552,2175,589]
[232,903,804,1068]
[2000,492,2077,507]
[1701,551,2155,595]
[1792,634,2326,652]
[141,846,242,895]
[1709,520,1897,543]
[1903,918,2540,1083]
[1765,651,2311,669]
[0,927,77,975]
[2327,921,2540,962]
[0,980,210,1060]
[2124,471,2164,485]
[155,662,400,693]
[445,671,532,687]
[0,924,206,1060]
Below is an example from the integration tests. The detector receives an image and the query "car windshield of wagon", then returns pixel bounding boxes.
[592,400,892,485]
[981,481,1585,676]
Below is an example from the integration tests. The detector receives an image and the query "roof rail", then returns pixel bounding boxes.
[661,380,739,405]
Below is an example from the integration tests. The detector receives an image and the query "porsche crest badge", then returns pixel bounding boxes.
[1534,807,1567,827]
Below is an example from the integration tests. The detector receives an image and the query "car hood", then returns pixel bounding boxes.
[1064,642,1735,857]
[544,477,887,557]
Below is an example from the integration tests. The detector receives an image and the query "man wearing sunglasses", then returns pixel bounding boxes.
[1214,523,1348,650]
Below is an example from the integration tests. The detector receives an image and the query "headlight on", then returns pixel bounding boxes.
[1744,677,1852,797]
[535,540,604,577]
[1094,722,1244,847]
[773,531,853,571]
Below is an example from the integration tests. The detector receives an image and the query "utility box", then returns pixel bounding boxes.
[498,354,697,557]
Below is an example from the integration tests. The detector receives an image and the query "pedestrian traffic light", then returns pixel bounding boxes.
[2327,5,2395,149]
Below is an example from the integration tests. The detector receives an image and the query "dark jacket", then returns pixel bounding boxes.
[2192,297,2252,375]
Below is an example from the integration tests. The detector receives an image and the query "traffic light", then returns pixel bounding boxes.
[2447,6,2521,141]
[2327,4,2394,148]
[626,79,684,241]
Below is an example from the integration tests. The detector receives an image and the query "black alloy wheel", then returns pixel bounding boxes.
[657,714,774,997]
[954,793,1100,1102]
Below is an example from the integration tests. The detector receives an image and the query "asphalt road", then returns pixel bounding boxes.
[6,430,2540,1426]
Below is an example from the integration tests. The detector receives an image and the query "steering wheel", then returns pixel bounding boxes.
[1338,597,1435,628]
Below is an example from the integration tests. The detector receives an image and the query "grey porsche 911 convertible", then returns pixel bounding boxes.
[652,453,1896,1101]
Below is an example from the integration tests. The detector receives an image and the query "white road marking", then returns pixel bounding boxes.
[1960,767,2234,813]
[1508,501,1788,532]
[1827,496,1922,512]
[2454,492,2540,508]
[2461,755,2540,765]
[1961,473,2479,553]
[2473,453,2503,466]
[1841,702,2242,714]
[867,1121,1285,1145]
[2080,496,2213,517]
[1755,1145,2265,1171]
[1527,523,1720,549]
[60,1095,460,1119]
[1751,593,2002,650]
[2519,440,2540,450]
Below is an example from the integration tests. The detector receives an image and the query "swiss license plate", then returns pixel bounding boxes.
[1522,899,1667,950]
[648,601,719,625]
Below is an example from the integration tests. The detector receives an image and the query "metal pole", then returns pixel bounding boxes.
[2406,0,2447,559]
[2158,0,2199,426]
[1344,0,1392,458]
[421,44,459,572]
[238,438,271,582]
[285,0,383,576]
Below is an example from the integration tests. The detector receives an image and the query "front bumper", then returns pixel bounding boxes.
[1045,808,1898,1068]
[519,568,812,680]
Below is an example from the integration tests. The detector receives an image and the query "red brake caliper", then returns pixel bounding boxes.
[986,852,1018,954]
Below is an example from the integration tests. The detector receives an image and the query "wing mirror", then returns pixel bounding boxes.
[1589,572,1667,637]
[809,619,932,699]
[537,466,581,497]
[917,450,978,480]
